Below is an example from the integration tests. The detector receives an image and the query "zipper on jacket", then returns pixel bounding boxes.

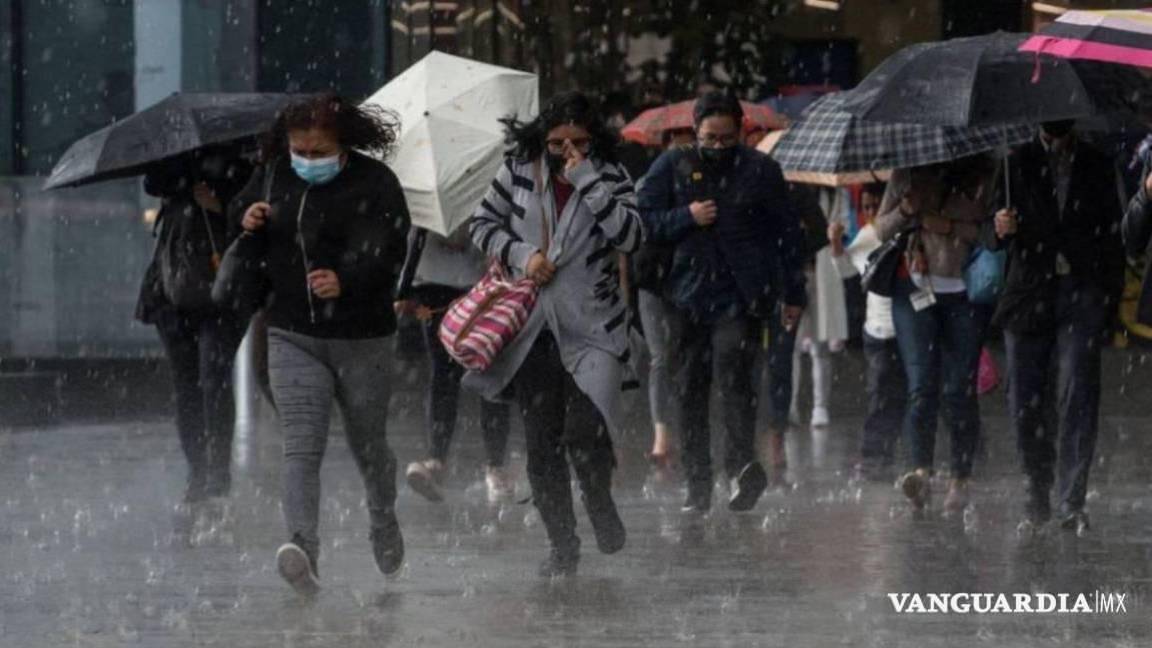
[295,187,316,324]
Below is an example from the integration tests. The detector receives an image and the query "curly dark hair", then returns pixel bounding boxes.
[499,91,620,165]
[261,93,400,161]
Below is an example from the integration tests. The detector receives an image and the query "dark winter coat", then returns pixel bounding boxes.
[226,151,411,339]
[987,137,1125,334]
[637,145,806,322]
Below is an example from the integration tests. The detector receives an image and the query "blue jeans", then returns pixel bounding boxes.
[764,303,797,431]
[890,282,984,478]
[1004,278,1106,514]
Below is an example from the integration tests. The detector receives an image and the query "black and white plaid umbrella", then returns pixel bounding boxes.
[770,92,1035,184]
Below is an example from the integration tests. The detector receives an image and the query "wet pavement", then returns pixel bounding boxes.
[4,350,1152,647]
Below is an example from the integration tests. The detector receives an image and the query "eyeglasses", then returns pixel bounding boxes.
[545,137,591,153]
[697,133,739,148]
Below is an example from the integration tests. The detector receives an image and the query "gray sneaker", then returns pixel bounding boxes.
[276,540,320,595]
[406,459,445,502]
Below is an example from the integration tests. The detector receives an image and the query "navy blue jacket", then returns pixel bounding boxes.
[637,145,807,321]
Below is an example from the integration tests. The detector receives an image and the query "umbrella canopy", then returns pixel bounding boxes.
[770,92,1034,185]
[840,32,1139,127]
[1021,9,1152,68]
[621,100,787,146]
[45,93,300,190]
[756,127,889,186]
[362,51,537,236]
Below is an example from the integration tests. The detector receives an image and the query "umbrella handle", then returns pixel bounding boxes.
[1003,156,1011,208]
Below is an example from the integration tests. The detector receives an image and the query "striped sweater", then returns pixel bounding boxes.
[462,155,644,434]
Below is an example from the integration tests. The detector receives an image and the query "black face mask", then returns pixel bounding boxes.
[698,145,736,170]
[546,153,567,177]
[1041,120,1075,139]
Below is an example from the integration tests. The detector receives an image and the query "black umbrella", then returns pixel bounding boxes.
[770,93,1035,184]
[838,32,1145,128]
[44,92,305,190]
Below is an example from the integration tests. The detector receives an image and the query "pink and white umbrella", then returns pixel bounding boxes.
[1021,8,1152,68]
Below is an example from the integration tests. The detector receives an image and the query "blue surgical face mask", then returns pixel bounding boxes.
[290,152,343,185]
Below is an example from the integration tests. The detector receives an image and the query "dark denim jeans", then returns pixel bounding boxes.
[890,281,984,478]
[860,333,907,464]
[678,312,762,494]
[512,331,616,553]
[1004,278,1107,515]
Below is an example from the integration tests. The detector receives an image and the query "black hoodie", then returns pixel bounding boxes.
[228,151,411,339]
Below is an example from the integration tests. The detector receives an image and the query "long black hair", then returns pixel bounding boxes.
[261,93,400,161]
[499,91,620,165]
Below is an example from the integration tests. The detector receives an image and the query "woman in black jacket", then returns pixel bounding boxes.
[227,95,411,594]
[136,145,252,505]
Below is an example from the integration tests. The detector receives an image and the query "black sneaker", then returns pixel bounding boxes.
[538,540,580,578]
[584,494,626,555]
[681,488,712,514]
[728,462,768,512]
[276,539,320,595]
[1060,510,1090,535]
[370,516,405,576]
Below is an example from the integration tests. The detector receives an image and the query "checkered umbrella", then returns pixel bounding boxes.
[770,92,1035,184]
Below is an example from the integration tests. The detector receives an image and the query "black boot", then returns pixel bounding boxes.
[532,485,581,576]
[370,514,405,576]
[681,483,713,514]
[583,491,625,554]
[729,462,768,512]
[538,537,581,577]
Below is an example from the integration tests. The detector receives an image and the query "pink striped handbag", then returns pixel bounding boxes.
[438,260,540,371]
[439,161,548,371]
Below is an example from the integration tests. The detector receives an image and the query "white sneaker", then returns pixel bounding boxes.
[485,466,514,503]
[276,542,320,595]
[406,459,445,502]
[810,406,830,428]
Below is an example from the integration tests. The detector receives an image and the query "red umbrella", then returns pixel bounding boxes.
[621,100,788,146]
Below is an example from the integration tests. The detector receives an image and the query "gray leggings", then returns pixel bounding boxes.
[268,328,396,560]
[638,289,682,427]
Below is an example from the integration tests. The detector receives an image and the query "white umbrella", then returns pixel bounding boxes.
[363,51,538,236]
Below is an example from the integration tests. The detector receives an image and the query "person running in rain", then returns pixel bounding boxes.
[228,95,411,593]
[874,155,994,513]
[996,120,1125,536]
[634,132,694,471]
[638,92,807,513]
[395,225,514,504]
[465,91,641,577]
[828,182,906,481]
[136,144,252,504]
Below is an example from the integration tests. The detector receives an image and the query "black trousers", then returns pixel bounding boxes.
[678,312,761,494]
[513,331,615,552]
[860,333,907,464]
[422,313,510,467]
[155,306,244,494]
[1004,278,1107,514]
